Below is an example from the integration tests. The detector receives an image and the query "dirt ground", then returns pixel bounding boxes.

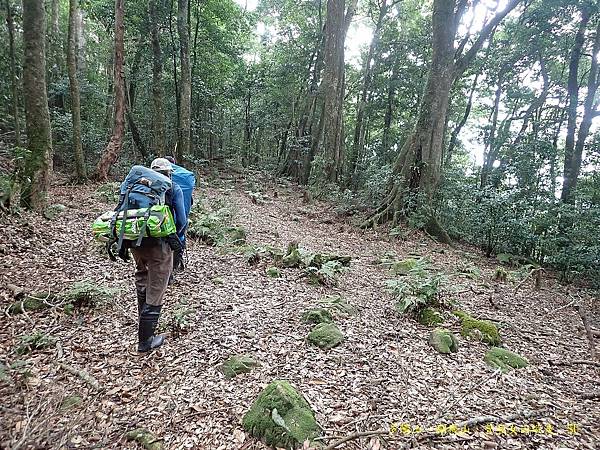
[1,171,598,449]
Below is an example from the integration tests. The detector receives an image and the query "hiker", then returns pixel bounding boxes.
[130,158,187,352]
[164,156,195,280]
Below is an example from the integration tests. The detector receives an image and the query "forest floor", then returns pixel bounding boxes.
[0,169,599,450]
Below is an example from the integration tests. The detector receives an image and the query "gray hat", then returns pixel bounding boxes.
[150,157,173,173]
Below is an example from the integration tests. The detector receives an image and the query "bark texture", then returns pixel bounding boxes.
[177,0,191,161]
[95,0,125,180]
[5,0,21,147]
[21,0,53,209]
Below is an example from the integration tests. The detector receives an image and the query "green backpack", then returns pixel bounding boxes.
[92,204,176,243]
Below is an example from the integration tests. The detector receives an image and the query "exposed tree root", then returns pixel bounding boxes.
[58,362,103,392]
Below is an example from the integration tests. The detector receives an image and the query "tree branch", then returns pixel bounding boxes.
[455,0,523,76]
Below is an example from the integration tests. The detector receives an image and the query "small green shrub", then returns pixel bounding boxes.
[15,332,56,355]
[95,182,120,203]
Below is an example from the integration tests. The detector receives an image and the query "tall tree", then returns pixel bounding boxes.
[149,0,166,155]
[348,0,393,186]
[177,0,191,161]
[20,0,53,209]
[5,0,21,148]
[364,0,522,238]
[67,0,87,180]
[311,0,357,183]
[561,9,599,203]
[95,0,125,180]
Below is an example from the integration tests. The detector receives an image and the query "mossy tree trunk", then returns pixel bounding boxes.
[149,0,166,156]
[95,0,125,181]
[5,0,21,148]
[364,0,522,241]
[67,0,87,180]
[177,0,191,161]
[20,0,53,210]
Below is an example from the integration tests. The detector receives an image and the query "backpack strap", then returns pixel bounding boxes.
[134,207,153,247]
[113,188,132,252]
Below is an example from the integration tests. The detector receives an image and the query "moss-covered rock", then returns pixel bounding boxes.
[60,281,118,307]
[242,380,320,449]
[417,307,444,326]
[484,347,528,372]
[318,295,357,316]
[266,267,281,278]
[454,311,501,346]
[301,308,333,324]
[307,323,344,350]
[429,328,459,354]
[43,204,66,220]
[219,354,260,378]
[126,428,162,450]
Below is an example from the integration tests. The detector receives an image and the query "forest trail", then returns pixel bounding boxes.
[1,171,598,450]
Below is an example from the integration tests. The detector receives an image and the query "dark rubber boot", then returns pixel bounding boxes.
[136,290,146,316]
[138,303,165,353]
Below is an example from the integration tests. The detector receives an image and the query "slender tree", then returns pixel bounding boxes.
[562,11,600,202]
[149,0,166,155]
[95,0,125,180]
[67,0,87,180]
[177,0,191,161]
[20,0,53,209]
[5,0,21,148]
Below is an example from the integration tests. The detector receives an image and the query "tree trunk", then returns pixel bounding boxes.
[67,0,86,180]
[561,8,591,203]
[5,0,21,147]
[310,0,357,183]
[95,0,125,181]
[348,0,387,185]
[177,0,191,161]
[562,15,599,203]
[364,0,522,236]
[149,0,166,156]
[445,72,479,167]
[382,60,400,162]
[20,0,53,209]
[481,71,504,188]
[321,0,348,182]
[126,37,148,160]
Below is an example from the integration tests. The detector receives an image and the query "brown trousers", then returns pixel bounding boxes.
[131,240,173,306]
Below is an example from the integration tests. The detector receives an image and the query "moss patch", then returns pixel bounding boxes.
[301,308,333,324]
[454,310,501,346]
[417,307,444,326]
[266,267,281,278]
[15,332,56,355]
[429,328,459,354]
[242,380,320,449]
[60,395,83,410]
[484,347,528,372]
[8,294,53,314]
[126,428,162,450]
[318,295,357,316]
[307,323,344,350]
[219,354,260,378]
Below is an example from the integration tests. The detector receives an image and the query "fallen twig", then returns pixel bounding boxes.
[578,391,600,399]
[548,359,600,368]
[435,369,502,421]
[323,430,390,450]
[541,298,576,318]
[576,304,596,359]
[58,362,103,391]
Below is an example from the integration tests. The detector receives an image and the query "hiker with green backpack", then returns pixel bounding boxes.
[92,158,187,352]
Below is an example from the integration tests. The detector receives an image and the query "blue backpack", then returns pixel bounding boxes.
[171,164,195,217]
[112,165,173,251]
